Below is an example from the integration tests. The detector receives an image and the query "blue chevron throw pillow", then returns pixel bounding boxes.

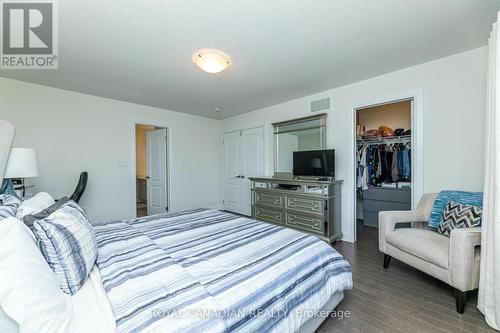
[429,190,483,228]
[437,201,482,238]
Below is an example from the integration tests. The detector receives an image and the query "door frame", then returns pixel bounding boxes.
[221,126,265,215]
[130,121,171,219]
[348,90,424,242]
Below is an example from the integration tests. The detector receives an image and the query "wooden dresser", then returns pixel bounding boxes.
[249,177,343,243]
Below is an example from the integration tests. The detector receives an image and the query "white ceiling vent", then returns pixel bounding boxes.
[310,97,330,113]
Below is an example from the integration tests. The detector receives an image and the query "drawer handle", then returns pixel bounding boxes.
[312,203,320,210]
[274,198,281,204]
[257,208,262,214]
[289,215,295,222]
[288,198,295,207]
[274,214,281,221]
[314,223,319,228]
[256,194,261,201]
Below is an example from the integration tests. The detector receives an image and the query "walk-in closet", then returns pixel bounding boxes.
[356,100,413,234]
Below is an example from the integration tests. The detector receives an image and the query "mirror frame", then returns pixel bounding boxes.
[272,113,327,176]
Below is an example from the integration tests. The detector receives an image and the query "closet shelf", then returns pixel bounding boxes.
[356,135,411,146]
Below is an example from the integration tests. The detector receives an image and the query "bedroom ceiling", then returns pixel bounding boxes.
[1,0,499,119]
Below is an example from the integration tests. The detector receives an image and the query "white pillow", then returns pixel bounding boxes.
[33,201,97,295]
[0,306,18,333]
[15,192,55,220]
[0,217,75,333]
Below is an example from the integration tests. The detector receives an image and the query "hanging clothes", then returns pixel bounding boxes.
[391,149,398,182]
[402,147,411,180]
[356,141,411,190]
[357,145,369,190]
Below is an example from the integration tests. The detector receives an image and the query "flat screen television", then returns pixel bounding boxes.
[293,149,335,178]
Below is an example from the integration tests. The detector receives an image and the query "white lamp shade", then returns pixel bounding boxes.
[4,148,39,178]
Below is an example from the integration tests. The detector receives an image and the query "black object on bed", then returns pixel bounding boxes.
[70,172,88,204]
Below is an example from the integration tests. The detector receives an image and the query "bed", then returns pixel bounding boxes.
[0,120,351,332]
[73,209,352,333]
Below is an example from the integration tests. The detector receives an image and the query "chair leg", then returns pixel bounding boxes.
[455,289,467,314]
[383,254,391,268]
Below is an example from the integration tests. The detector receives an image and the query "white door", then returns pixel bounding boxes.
[147,128,168,215]
[223,131,244,214]
[241,127,264,216]
[223,127,264,216]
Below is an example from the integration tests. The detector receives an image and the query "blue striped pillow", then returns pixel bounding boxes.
[429,190,483,228]
[0,194,21,221]
[33,200,97,295]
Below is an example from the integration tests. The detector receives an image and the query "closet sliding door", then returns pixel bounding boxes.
[223,127,264,216]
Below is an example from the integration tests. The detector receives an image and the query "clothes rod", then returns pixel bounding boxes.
[357,135,411,146]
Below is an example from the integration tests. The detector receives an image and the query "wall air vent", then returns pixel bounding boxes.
[310,97,330,113]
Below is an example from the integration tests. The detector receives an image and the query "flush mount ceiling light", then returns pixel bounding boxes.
[192,49,230,74]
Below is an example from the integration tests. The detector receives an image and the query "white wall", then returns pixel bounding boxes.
[0,78,222,223]
[222,47,487,242]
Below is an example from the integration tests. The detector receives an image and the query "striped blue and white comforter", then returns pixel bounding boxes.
[93,209,352,333]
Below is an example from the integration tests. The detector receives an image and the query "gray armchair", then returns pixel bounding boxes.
[379,193,481,314]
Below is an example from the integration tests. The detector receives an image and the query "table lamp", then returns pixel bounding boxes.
[2,148,39,198]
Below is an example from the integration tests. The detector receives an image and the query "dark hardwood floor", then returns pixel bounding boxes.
[318,223,494,333]
[136,206,147,218]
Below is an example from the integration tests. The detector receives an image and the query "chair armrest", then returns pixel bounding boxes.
[378,210,426,253]
[449,227,481,291]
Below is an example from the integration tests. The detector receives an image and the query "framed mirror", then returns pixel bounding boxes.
[273,113,326,175]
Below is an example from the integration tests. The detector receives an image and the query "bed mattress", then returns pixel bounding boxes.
[91,209,352,333]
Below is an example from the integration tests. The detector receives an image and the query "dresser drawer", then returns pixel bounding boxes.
[285,212,324,235]
[363,200,411,213]
[362,210,411,229]
[254,205,284,224]
[362,211,379,228]
[285,195,324,216]
[254,192,284,208]
[363,187,411,203]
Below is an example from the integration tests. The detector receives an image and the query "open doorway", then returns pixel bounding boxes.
[355,99,413,238]
[135,124,169,217]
